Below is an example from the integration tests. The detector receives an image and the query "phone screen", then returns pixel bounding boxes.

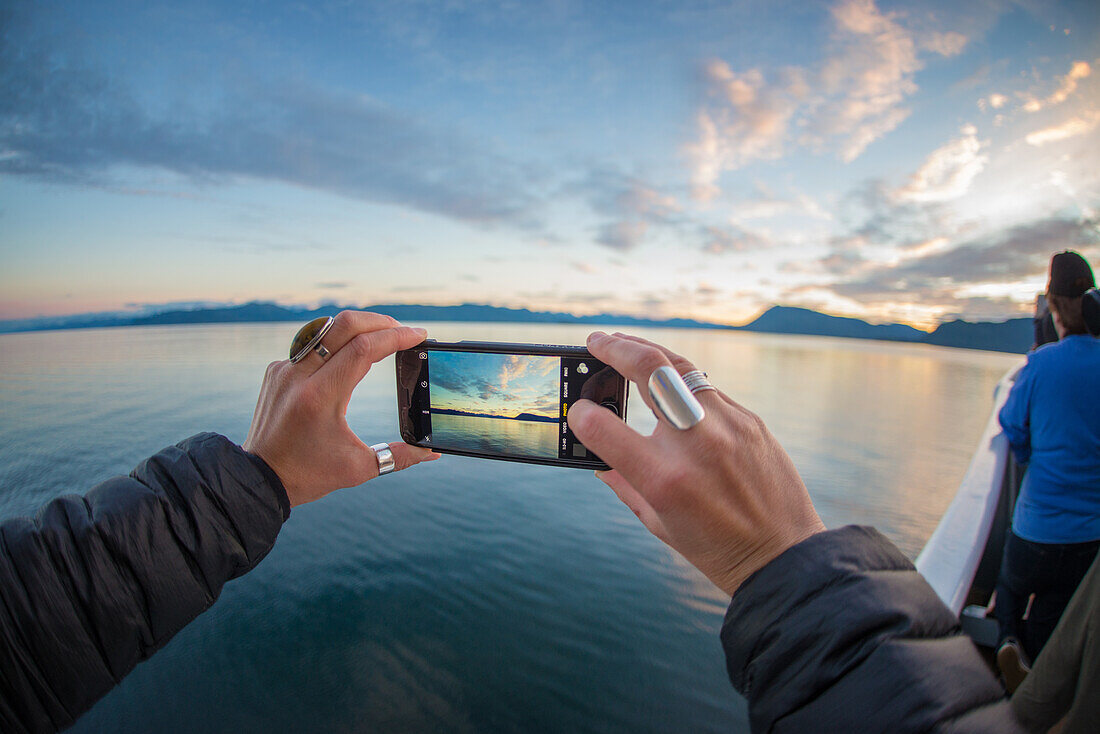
[397,343,626,468]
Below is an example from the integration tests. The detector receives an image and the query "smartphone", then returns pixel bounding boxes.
[395,340,629,469]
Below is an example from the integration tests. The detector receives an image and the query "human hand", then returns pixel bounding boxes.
[243,311,440,507]
[567,332,825,596]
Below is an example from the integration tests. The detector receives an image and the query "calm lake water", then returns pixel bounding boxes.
[0,322,1020,733]
[430,413,559,458]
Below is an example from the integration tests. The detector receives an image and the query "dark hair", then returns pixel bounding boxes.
[1047,292,1088,335]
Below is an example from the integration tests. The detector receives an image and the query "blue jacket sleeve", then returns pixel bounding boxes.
[0,433,290,734]
[998,362,1033,465]
[721,526,1025,733]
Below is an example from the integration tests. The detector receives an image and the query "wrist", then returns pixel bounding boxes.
[240,443,293,520]
[719,518,827,596]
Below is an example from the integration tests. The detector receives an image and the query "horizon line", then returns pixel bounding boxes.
[0,297,1036,334]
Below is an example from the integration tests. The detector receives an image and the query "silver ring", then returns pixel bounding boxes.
[682,369,716,394]
[315,344,331,361]
[370,443,396,476]
[647,365,705,430]
[289,316,335,364]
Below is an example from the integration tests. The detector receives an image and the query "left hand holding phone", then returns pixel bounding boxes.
[244,311,441,507]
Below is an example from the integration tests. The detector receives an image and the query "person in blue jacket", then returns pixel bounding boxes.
[995,250,1100,685]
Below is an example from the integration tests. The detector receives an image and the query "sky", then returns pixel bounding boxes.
[1,0,1098,329]
[428,352,559,418]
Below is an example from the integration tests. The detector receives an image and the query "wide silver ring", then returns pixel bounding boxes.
[370,443,396,476]
[289,316,335,364]
[647,365,705,430]
[682,369,716,394]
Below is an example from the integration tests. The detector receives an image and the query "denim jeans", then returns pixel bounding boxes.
[995,531,1100,661]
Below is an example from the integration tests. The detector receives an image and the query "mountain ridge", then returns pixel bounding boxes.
[0,301,1034,354]
[430,408,558,423]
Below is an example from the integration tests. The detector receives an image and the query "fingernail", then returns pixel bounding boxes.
[594,470,606,478]
[570,398,594,413]
[413,327,427,337]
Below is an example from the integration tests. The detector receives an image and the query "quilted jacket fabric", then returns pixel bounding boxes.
[722,526,1025,733]
[0,433,288,733]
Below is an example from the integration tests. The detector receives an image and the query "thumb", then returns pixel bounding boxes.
[597,469,670,543]
[368,441,440,478]
[568,399,653,478]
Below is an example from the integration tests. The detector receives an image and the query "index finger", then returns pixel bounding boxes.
[609,332,733,411]
[585,331,672,412]
[316,325,427,399]
[291,311,400,373]
[322,310,401,351]
[609,332,697,374]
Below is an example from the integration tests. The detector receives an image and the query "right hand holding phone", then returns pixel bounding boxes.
[566,331,826,596]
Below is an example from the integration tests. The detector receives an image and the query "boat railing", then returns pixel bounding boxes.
[915,364,1024,639]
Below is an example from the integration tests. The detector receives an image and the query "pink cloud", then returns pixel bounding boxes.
[687,0,958,199]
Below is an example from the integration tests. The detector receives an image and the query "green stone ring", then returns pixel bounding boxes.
[289,316,335,363]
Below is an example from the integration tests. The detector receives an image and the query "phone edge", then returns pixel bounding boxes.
[394,339,626,471]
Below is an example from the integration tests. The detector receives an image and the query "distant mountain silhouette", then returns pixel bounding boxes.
[430,408,557,423]
[134,302,316,324]
[128,302,722,329]
[737,306,925,342]
[513,412,558,423]
[736,306,1032,353]
[0,300,1038,354]
[922,318,1033,353]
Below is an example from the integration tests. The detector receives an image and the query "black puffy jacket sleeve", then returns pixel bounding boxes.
[0,433,290,733]
[722,525,1025,733]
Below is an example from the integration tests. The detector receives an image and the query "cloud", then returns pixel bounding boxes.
[180,232,333,253]
[0,24,540,227]
[920,31,967,57]
[1025,111,1100,147]
[828,216,1100,304]
[799,285,1031,323]
[817,237,870,276]
[835,177,955,252]
[596,220,649,251]
[730,196,794,221]
[953,62,998,93]
[499,354,528,391]
[701,225,772,254]
[686,63,805,199]
[687,0,947,199]
[894,124,988,202]
[432,360,504,403]
[430,368,469,394]
[1023,60,1091,112]
[814,0,922,162]
[316,281,350,289]
[579,170,682,250]
[725,187,833,222]
[1050,61,1092,104]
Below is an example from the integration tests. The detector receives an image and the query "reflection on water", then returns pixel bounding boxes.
[430,413,559,458]
[0,323,1020,734]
